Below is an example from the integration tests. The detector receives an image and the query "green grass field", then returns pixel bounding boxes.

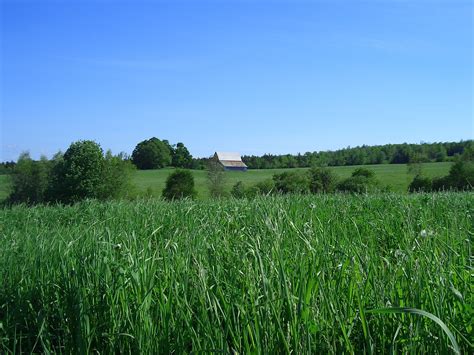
[0,162,452,201]
[0,193,471,353]
[134,162,452,198]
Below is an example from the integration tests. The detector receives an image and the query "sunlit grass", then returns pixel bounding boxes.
[0,192,472,353]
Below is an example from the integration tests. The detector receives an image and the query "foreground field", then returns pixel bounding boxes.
[0,193,472,353]
[134,162,451,198]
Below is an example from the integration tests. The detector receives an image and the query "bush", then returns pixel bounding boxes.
[162,170,197,200]
[273,172,309,194]
[446,159,473,190]
[336,168,379,193]
[408,175,432,192]
[231,181,246,198]
[207,160,226,198]
[308,167,337,193]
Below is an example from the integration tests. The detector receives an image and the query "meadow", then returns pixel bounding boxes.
[134,162,451,198]
[0,162,452,201]
[0,193,472,353]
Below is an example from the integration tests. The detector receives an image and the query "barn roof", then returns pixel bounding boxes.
[215,152,244,162]
[215,152,247,168]
[220,160,247,168]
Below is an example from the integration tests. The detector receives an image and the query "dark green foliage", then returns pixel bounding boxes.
[162,169,197,200]
[231,181,246,198]
[8,153,51,204]
[8,141,135,204]
[308,167,337,194]
[246,179,275,197]
[430,146,474,191]
[132,137,172,169]
[336,168,379,193]
[101,151,136,199]
[408,175,433,192]
[240,140,472,169]
[0,161,15,174]
[52,140,106,203]
[172,142,193,168]
[273,172,309,194]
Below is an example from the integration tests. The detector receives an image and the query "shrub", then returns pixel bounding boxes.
[446,159,473,190]
[207,160,226,198]
[336,168,379,193]
[308,167,337,193]
[408,175,433,193]
[231,181,246,198]
[162,170,197,200]
[273,172,309,194]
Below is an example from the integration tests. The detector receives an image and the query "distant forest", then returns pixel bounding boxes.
[0,140,472,173]
[240,141,472,169]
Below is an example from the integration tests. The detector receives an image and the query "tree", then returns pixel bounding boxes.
[308,167,337,193]
[207,159,226,198]
[101,151,136,199]
[8,153,50,204]
[162,169,197,200]
[132,137,172,169]
[50,140,106,203]
[172,142,193,168]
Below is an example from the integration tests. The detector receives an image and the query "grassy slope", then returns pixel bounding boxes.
[0,162,451,200]
[0,194,471,353]
[134,162,452,198]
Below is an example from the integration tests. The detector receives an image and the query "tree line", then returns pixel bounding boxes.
[1,139,471,173]
[241,141,471,169]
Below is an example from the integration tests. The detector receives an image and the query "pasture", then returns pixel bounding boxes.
[0,193,472,353]
[0,162,452,201]
[134,162,451,198]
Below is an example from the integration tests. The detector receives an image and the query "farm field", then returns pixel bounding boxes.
[134,162,452,198]
[0,162,453,201]
[0,193,472,353]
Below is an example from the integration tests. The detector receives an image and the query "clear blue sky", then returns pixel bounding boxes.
[1,0,472,161]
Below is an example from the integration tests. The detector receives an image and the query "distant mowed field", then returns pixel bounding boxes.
[133,162,452,198]
[0,162,452,200]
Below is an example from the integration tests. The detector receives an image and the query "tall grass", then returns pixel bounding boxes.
[0,193,472,353]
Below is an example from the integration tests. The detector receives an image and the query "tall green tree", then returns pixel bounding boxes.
[8,153,50,204]
[50,140,106,203]
[131,137,172,169]
[172,142,193,168]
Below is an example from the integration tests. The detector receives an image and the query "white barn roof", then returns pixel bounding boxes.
[215,152,244,162]
[214,152,247,168]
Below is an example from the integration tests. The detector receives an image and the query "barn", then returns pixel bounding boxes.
[214,152,248,171]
